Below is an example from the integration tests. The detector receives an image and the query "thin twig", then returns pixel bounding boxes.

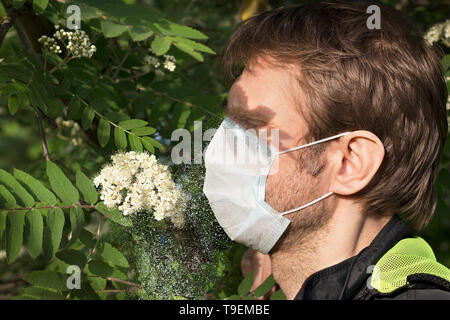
[86,214,104,261]
[0,203,96,212]
[35,109,51,161]
[105,277,142,289]
[112,49,130,80]
[49,55,73,73]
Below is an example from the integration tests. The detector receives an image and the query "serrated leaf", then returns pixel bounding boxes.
[22,287,65,300]
[173,41,203,62]
[67,97,82,120]
[270,288,286,300]
[0,185,17,208]
[118,119,148,130]
[81,106,95,130]
[24,210,43,259]
[101,20,128,38]
[237,271,254,297]
[88,259,113,277]
[43,208,65,261]
[141,137,155,153]
[114,126,128,151]
[95,202,132,227]
[13,169,57,205]
[128,26,153,41]
[129,134,143,152]
[73,281,100,300]
[253,274,276,297]
[75,171,98,205]
[104,111,130,123]
[33,0,49,14]
[0,169,35,208]
[97,118,110,147]
[8,95,19,115]
[46,161,79,205]
[131,126,156,136]
[79,228,96,248]
[169,36,215,54]
[152,20,208,40]
[142,136,163,149]
[151,35,172,56]
[98,243,129,268]
[56,249,87,269]
[68,207,85,246]
[6,211,25,264]
[24,270,68,291]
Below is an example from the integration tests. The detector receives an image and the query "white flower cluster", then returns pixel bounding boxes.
[424,19,450,45]
[38,35,62,54]
[144,48,177,72]
[38,25,96,58]
[93,151,188,228]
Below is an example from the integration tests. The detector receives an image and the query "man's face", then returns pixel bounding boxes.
[225,57,332,245]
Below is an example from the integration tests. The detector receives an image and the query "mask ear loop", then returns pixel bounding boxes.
[277,132,350,216]
[280,192,334,216]
[276,132,350,155]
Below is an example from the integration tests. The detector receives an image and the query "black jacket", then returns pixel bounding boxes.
[294,215,450,300]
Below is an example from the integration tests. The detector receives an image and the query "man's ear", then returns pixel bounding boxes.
[328,130,384,196]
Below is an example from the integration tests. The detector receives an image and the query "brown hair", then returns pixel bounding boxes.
[222,1,448,229]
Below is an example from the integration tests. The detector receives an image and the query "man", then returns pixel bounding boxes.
[203,1,450,299]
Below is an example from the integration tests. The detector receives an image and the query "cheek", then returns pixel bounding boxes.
[265,154,303,211]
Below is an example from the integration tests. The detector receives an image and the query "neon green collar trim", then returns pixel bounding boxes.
[371,237,450,293]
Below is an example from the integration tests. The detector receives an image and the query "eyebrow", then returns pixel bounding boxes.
[225,103,270,123]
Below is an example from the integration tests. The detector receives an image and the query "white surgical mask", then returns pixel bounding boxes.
[203,117,349,254]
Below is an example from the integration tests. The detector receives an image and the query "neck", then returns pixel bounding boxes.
[269,206,391,300]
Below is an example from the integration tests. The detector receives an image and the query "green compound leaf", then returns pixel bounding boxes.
[88,259,113,277]
[24,210,44,260]
[131,126,156,136]
[0,185,17,208]
[142,136,163,150]
[98,243,129,268]
[270,288,287,300]
[76,170,98,205]
[141,137,155,154]
[101,20,128,38]
[43,208,65,261]
[6,211,25,264]
[68,207,85,246]
[97,118,111,147]
[56,249,87,269]
[129,134,143,152]
[114,126,128,151]
[13,168,57,205]
[22,287,65,300]
[67,96,82,120]
[118,119,148,130]
[24,270,68,291]
[0,169,35,208]
[46,161,79,205]
[33,0,49,15]
[95,202,132,227]
[151,35,172,56]
[237,271,254,297]
[8,95,19,115]
[81,106,95,130]
[253,274,276,297]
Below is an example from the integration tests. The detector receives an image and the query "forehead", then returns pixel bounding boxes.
[227,56,301,114]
